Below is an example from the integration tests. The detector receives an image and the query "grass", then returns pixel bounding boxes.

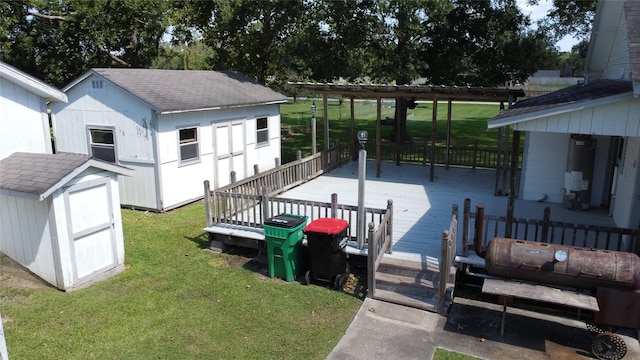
[280,99,504,163]
[0,201,363,359]
[434,348,481,360]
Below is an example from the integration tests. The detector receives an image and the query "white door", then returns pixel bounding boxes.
[64,178,117,282]
[214,121,246,188]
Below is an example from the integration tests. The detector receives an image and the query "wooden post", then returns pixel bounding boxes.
[386,199,394,254]
[463,198,471,257]
[230,171,237,184]
[367,222,376,299]
[541,207,551,242]
[261,187,270,221]
[495,127,503,195]
[635,220,640,255]
[446,100,452,170]
[438,229,450,314]
[331,193,337,218]
[473,141,478,169]
[254,164,259,175]
[296,150,301,161]
[505,130,520,238]
[323,93,329,151]
[204,180,213,227]
[351,96,357,161]
[376,97,382,177]
[430,97,438,182]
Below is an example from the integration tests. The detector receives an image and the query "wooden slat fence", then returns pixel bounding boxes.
[367,200,394,300]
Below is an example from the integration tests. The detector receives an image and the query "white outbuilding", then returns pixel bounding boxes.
[51,69,288,212]
[0,152,132,291]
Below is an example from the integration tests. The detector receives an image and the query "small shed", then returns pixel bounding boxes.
[51,69,288,212]
[0,152,133,291]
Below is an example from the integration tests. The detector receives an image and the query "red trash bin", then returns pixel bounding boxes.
[303,218,350,289]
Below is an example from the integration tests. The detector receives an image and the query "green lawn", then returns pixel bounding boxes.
[0,202,363,359]
[280,99,504,163]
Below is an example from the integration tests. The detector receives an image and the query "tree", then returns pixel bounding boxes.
[531,0,597,41]
[0,0,172,87]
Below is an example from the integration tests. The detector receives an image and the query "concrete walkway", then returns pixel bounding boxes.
[327,297,640,360]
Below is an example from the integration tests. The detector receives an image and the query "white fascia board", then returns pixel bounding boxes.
[0,62,67,103]
[38,160,134,201]
[487,92,635,129]
[158,99,288,115]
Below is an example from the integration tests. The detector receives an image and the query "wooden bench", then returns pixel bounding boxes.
[481,278,600,336]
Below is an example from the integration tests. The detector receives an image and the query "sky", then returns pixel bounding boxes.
[517,0,580,52]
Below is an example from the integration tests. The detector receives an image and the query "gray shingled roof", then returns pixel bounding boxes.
[491,79,633,122]
[88,69,287,113]
[0,152,132,200]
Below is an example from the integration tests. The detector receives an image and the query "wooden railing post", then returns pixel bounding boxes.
[296,150,302,161]
[473,141,478,169]
[386,199,393,253]
[261,187,270,221]
[204,180,213,227]
[462,198,470,257]
[367,222,376,299]
[230,171,237,184]
[331,193,338,218]
[541,207,551,242]
[634,220,640,255]
[254,164,259,175]
[439,229,450,314]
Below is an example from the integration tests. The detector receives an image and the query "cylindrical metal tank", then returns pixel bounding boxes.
[484,238,640,290]
[563,135,596,210]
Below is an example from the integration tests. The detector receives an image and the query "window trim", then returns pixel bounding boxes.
[256,116,269,147]
[177,125,200,166]
[87,126,117,163]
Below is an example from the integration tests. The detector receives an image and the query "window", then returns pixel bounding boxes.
[89,128,116,163]
[179,127,199,163]
[256,117,268,145]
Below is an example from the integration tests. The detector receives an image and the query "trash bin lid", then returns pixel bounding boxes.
[304,218,349,235]
[264,214,307,228]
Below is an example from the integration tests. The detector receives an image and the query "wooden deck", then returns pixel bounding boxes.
[279,160,616,264]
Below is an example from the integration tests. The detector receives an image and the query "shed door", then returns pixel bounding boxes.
[64,178,117,282]
[214,121,246,188]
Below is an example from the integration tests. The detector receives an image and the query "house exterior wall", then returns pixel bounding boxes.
[156,104,281,209]
[0,76,52,159]
[51,75,160,210]
[612,136,640,228]
[601,7,631,81]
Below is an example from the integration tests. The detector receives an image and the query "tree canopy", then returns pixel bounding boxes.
[1,0,589,91]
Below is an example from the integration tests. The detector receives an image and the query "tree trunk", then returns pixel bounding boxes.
[386,98,413,143]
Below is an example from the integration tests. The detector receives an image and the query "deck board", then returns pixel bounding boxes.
[279,161,616,263]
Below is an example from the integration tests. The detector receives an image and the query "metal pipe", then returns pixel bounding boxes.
[474,205,486,258]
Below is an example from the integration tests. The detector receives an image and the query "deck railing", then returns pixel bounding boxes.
[367,200,394,299]
[366,141,521,169]
[438,204,458,314]
[205,181,390,249]
[460,199,640,256]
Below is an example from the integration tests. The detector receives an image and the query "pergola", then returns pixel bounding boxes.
[290,82,526,185]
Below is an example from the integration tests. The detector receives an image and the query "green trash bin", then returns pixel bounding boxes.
[263,214,307,281]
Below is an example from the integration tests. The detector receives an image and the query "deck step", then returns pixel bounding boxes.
[372,257,457,312]
[372,289,438,311]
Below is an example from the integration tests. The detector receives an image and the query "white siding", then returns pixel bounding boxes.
[0,194,57,285]
[0,77,51,159]
[156,104,281,209]
[602,10,631,81]
[514,98,640,137]
[51,77,155,161]
[612,137,640,228]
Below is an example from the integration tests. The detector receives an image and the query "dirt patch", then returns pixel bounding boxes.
[0,254,55,291]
